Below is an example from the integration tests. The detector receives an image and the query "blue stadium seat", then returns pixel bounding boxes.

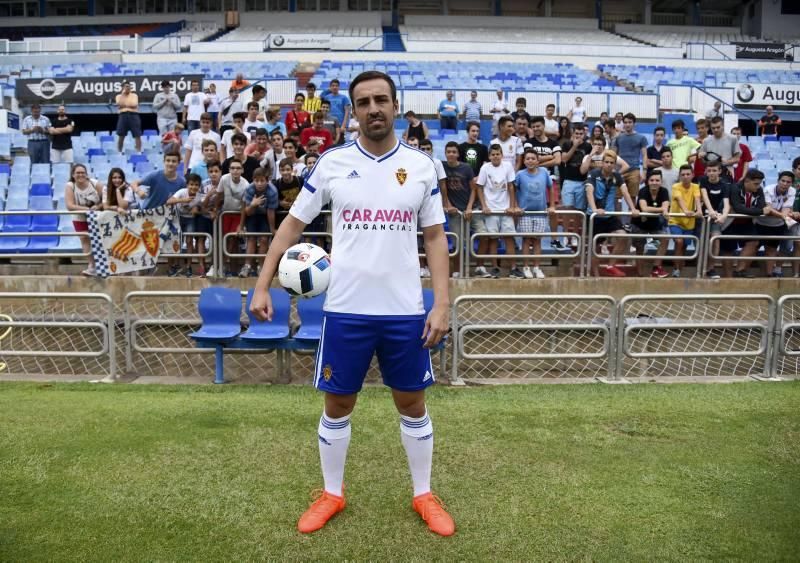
[87,148,105,157]
[240,288,291,341]
[26,222,59,252]
[29,183,51,196]
[29,196,53,210]
[129,154,148,165]
[294,293,326,340]
[0,223,29,252]
[189,287,244,384]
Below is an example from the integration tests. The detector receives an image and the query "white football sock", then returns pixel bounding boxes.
[400,410,433,497]
[318,412,351,497]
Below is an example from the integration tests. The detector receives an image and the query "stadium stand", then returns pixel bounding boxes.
[615,27,764,48]
[216,25,382,42]
[599,65,800,92]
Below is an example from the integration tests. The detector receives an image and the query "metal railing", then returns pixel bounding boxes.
[773,295,800,379]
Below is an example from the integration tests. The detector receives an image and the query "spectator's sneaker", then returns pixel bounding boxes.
[771,267,784,278]
[412,492,456,537]
[551,240,567,252]
[197,266,206,278]
[734,270,755,278]
[167,265,181,277]
[81,266,97,277]
[569,237,579,249]
[602,265,626,277]
[671,269,680,278]
[509,267,525,279]
[297,490,346,534]
[651,266,669,278]
[205,266,215,278]
[184,267,193,278]
[490,267,501,279]
[420,266,431,278]
[706,269,721,280]
[451,272,461,279]
[522,266,534,279]
[239,264,252,278]
[533,267,545,279]
[794,272,800,278]
[474,266,492,278]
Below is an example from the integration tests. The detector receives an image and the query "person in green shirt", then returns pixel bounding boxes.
[666,119,700,169]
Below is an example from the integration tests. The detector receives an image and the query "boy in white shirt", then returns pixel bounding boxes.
[472,144,520,278]
[184,113,221,170]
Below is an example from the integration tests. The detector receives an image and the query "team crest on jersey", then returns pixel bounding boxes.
[323,364,332,381]
[395,168,407,186]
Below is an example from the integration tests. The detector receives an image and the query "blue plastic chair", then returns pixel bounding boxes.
[26,223,59,252]
[240,288,291,341]
[294,293,326,340]
[188,287,243,384]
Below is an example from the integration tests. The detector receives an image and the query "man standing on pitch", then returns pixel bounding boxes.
[249,71,453,536]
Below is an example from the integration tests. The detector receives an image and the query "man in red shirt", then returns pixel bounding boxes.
[692,118,709,180]
[300,111,333,153]
[730,126,752,182]
[285,93,310,135]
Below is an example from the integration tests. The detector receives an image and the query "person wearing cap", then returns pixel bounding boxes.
[152,80,182,135]
[303,82,322,114]
[115,80,142,153]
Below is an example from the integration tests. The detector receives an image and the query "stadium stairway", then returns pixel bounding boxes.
[382,26,406,52]
[202,28,232,42]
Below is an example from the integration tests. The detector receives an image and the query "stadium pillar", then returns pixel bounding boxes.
[688,0,700,25]
[289,0,296,12]
[544,0,552,17]
[493,0,501,16]
[39,0,46,17]
[595,0,602,28]
[643,0,651,24]
[442,0,448,15]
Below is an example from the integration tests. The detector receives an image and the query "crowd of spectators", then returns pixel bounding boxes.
[16,79,800,279]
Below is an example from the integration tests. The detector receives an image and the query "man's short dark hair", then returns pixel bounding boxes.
[330,78,340,86]
[306,82,316,89]
[231,132,248,146]
[233,111,247,122]
[270,130,284,139]
[466,121,480,132]
[419,138,433,149]
[207,159,221,170]
[348,70,397,103]
[164,151,180,161]
[679,164,693,173]
[792,156,800,169]
[247,101,259,111]
[661,147,672,155]
[530,115,545,125]
[498,115,513,127]
[623,113,636,122]
[255,128,268,138]
[406,136,418,144]
[705,160,722,170]
[321,99,330,107]
[445,141,459,151]
[778,170,795,182]
[710,116,724,126]
[252,85,266,96]
[745,169,765,181]
[200,112,212,122]
[648,169,662,178]
[283,138,296,149]
[489,143,502,153]
[654,126,666,135]
[546,103,555,110]
[185,173,202,186]
[672,119,685,130]
[515,97,527,106]
[30,103,40,110]
[295,92,305,100]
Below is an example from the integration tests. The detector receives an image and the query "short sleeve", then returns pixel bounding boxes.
[515,138,524,155]
[418,161,445,229]
[545,173,553,188]
[504,163,515,183]
[289,157,330,224]
[476,164,488,187]
[267,185,279,209]
[183,131,193,150]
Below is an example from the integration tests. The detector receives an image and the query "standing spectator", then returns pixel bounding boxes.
[758,105,781,136]
[438,90,459,131]
[320,100,341,145]
[272,157,304,219]
[403,111,428,142]
[566,97,586,125]
[593,111,610,130]
[491,115,523,170]
[603,120,618,149]
[613,112,625,131]
[245,129,273,165]
[585,151,630,277]
[230,73,250,93]
[196,160,221,277]
[303,82,322,114]
[238,166,278,278]
[667,164,703,278]
[285,93,310,136]
[64,163,102,276]
[527,116,562,173]
[216,157,249,276]
[184,113,221,170]
[152,80,182,135]
[730,127,752,183]
[557,118,572,145]
[700,116,741,179]
[130,151,186,210]
[218,87,242,134]
[190,139,219,182]
[699,161,731,279]
[705,101,723,120]
[756,171,795,277]
[220,112,246,161]
[182,79,205,133]
[510,97,531,126]
[250,85,268,119]
[205,83,220,128]
[513,116,531,146]
[666,119,699,169]
[223,132,260,182]
[611,113,648,209]
[655,147,679,195]
[544,104,559,141]
[692,118,710,179]
[646,126,667,175]
[48,104,74,164]
[115,81,142,153]
[300,112,334,153]
[321,79,350,143]
[724,169,766,278]
[790,160,800,278]
[264,108,287,138]
[282,138,306,177]
[441,141,476,276]
[243,101,266,141]
[631,170,670,278]
[581,137,630,176]
[473,143,520,278]
[558,125,592,248]
[167,173,204,278]
[462,91,482,125]
[458,121,489,177]
[489,89,509,135]
[515,149,554,279]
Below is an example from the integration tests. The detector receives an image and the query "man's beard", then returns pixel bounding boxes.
[361,116,393,142]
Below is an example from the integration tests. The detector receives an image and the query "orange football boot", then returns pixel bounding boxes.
[297,490,346,534]
[412,492,455,536]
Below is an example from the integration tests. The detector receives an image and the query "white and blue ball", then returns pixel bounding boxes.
[278,243,331,298]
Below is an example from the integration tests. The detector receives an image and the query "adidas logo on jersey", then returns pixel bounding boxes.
[423,371,432,382]
[346,170,360,179]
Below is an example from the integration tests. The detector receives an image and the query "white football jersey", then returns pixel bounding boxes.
[290,140,444,316]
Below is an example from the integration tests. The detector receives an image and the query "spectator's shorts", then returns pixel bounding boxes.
[179,216,196,234]
[116,112,142,138]
[222,213,241,235]
[518,215,548,233]
[621,169,641,198]
[668,224,696,244]
[314,313,434,395]
[484,214,516,234]
[194,216,214,236]
[721,222,756,253]
[72,220,89,232]
[560,179,586,210]
[245,214,269,234]
[593,216,623,237]
[756,223,787,249]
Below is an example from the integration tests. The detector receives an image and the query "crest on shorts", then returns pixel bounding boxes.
[395,168,407,186]
[323,364,332,382]
[140,220,160,257]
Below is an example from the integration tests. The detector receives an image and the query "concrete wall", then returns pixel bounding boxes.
[403,15,599,29]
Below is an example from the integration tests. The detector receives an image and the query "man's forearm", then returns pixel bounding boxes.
[255,214,307,290]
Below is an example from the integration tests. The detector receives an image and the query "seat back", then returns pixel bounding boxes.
[245,287,291,332]
[296,292,326,332]
[197,287,243,330]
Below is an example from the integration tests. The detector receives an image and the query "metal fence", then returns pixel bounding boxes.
[774,295,800,379]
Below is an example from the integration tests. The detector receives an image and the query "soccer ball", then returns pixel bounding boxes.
[278,243,331,297]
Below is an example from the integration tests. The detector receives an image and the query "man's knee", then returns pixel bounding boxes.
[324,392,357,418]
[392,389,426,417]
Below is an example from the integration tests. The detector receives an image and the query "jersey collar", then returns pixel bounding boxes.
[354,138,401,163]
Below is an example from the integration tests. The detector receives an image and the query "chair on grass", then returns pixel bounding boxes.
[188,287,243,384]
